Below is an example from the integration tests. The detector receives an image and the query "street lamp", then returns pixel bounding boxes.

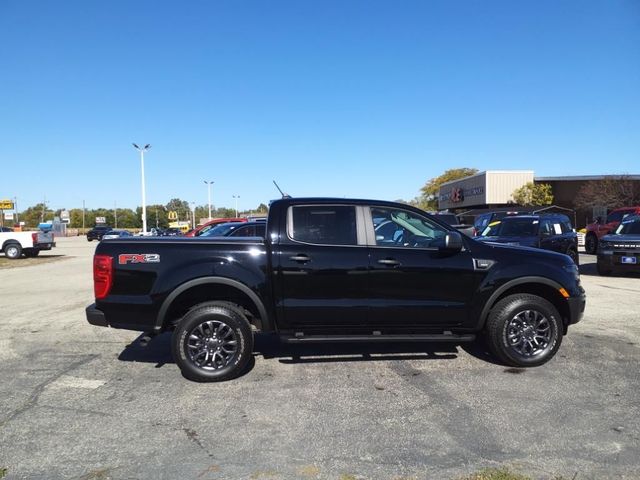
[204,180,214,220]
[190,202,196,229]
[132,143,151,234]
[232,195,240,218]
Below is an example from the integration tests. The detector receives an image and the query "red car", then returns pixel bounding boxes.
[183,218,247,237]
[584,206,640,254]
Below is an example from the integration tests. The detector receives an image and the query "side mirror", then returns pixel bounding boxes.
[441,231,463,252]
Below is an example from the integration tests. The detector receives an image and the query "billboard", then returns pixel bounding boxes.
[0,199,14,210]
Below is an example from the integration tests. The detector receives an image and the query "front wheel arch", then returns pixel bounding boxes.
[478,278,571,334]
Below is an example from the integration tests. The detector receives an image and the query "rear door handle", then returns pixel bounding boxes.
[290,254,311,263]
[377,258,401,266]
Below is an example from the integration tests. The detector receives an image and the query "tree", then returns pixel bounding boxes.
[138,205,168,229]
[512,182,554,206]
[18,203,52,227]
[256,203,268,213]
[165,198,191,221]
[573,175,640,210]
[418,168,479,210]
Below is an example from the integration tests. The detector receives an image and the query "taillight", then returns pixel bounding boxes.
[32,232,37,244]
[93,255,113,300]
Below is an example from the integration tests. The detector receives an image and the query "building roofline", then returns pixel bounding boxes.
[439,170,535,188]
[535,175,640,182]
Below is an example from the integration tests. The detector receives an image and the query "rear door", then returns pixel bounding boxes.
[275,204,370,330]
[366,205,479,328]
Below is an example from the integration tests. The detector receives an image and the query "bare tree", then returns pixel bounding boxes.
[574,175,640,210]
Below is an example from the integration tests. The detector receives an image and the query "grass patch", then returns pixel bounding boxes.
[459,467,532,480]
[0,255,67,269]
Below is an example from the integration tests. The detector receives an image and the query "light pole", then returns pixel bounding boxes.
[190,202,196,229]
[132,143,151,234]
[233,195,240,217]
[204,180,214,220]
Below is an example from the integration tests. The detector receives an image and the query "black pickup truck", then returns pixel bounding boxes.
[87,198,585,381]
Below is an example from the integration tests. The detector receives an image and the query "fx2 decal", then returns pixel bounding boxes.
[118,253,160,265]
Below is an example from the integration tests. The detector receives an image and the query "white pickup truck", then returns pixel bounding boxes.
[0,230,56,259]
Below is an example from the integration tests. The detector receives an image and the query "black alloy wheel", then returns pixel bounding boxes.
[172,302,253,382]
[485,294,562,367]
[585,234,597,255]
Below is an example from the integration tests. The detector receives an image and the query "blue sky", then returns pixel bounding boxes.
[1,0,639,212]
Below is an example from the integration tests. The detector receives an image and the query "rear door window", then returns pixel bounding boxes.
[289,206,357,245]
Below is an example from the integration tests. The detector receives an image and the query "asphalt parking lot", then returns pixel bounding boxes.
[0,237,639,480]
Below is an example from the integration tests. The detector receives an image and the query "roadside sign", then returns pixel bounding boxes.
[95,216,106,224]
[61,210,70,223]
[4,212,14,220]
[0,199,14,210]
[168,211,178,221]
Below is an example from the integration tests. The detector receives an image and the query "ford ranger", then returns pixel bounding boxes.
[86,198,586,381]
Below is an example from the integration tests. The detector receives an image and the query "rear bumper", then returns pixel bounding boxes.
[86,303,108,327]
[567,294,586,325]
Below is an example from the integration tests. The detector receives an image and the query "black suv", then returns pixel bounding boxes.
[597,215,640,276]
[477,214,579,264]
[87,226,112,242]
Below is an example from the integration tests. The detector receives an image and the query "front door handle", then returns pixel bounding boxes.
[377,258,401,266]
[290,254,311,263]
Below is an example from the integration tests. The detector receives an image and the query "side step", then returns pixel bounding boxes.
[281,333,475,344]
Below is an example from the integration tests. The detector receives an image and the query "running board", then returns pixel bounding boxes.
[281,333,475,344]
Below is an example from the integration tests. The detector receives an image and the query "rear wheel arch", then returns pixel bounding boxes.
[478,277,571,334]
[156,277,270,333]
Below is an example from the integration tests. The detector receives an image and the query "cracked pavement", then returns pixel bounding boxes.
[0,237,639,479]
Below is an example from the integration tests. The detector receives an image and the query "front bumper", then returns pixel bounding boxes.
[86,303,108,327]
[567,294,586,325]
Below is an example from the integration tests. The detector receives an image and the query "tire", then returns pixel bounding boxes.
[585,234,598,254]
[567,248,579,266]
[4,243,22,260]
[485,294,562,367]
[23,249,40,258]
[597,262,612,276]
[172,302,253,382]
[87,238,93,242]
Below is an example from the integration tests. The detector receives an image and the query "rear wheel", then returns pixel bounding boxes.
[172,302,253,382]
[23,249,40,258]
[585,234,598,254]
[485,294,562,367]
[4,243,22,259]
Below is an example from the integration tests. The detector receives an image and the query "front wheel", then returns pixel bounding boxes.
[597,262,612,276]
[4,243,22,259]
[172,302,253,382]
[567,248,579,265]
[585,234,598,254]
[485,294,562,367]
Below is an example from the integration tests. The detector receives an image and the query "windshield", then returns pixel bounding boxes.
[201,222,242,237]
[481,219,539,237]
[615,217,640,235]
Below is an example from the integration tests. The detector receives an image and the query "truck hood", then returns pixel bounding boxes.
[476,235,539,248]
[601,234,640,243]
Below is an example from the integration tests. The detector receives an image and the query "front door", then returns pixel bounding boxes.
[275,204,370,331]
[366,206,479,328]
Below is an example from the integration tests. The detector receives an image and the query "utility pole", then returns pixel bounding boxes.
[114,201,118,228]
[82,200,85,231]
[14,196,18,224]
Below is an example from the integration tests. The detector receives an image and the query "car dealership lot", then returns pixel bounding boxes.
[0,237,639,479]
